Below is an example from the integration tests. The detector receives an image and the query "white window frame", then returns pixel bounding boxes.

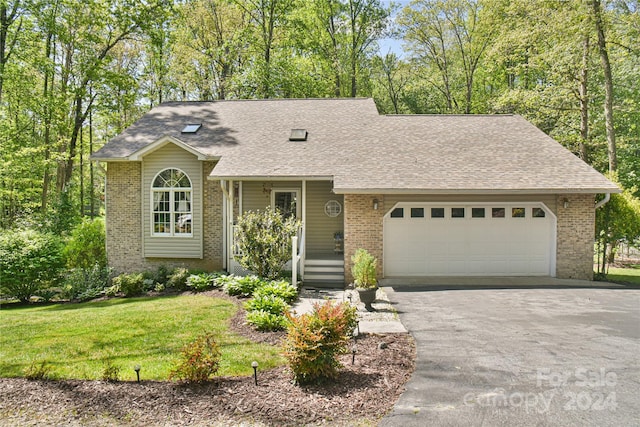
[151,168,193,237]
[271,188,301,219]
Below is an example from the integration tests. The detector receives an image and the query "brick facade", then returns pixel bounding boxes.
[106,161,224,273]
[343,194,385,284]
[555,193,595,280]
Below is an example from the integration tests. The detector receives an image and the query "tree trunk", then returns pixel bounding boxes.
[578,36,589,162]
[592,0,617,172]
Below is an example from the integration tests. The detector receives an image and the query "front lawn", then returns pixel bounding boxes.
[603,264,640,286]
[0,294,284,381]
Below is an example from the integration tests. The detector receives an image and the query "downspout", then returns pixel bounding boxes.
[220,180,231,270]
[595,192,610,209]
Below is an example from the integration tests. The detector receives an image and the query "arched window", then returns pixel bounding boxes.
[151,168,192,236]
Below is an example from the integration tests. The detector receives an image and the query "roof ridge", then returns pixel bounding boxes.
[159,97,373,106]
[384,113,515,117]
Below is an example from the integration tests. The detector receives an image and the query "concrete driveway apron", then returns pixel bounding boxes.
[380,286,640,427]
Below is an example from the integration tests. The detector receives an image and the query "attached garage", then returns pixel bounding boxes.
[383,203,556,277]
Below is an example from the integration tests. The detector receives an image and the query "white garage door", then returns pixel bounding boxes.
[383,203,556,276]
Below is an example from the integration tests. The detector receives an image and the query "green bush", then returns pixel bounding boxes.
[112,273,145,297]
[24,360,53,380]
[223,275,265,297]
[167,267,190,291]
[351,248,377,289]
[169,331,222,383]
[61,264,112,301]
[101,359,121,382]
[63,218,107,269]
[0,229,65,302]
[186,273,218,292]
[244,294,289,315]
[246,310,288,331]
[253,279,298,303]
[234,208,300,279]
[283,300,357,384]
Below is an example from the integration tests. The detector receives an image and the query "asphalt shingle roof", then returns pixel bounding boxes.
[92,98,618,194]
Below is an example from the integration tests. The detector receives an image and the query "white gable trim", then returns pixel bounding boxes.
[128,135,216,161]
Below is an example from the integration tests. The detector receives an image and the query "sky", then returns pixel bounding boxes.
[378,0,413,58]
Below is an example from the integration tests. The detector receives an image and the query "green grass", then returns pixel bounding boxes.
[602,264,640,286]
[0,295,284,381]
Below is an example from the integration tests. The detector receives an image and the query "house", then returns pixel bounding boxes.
[92,98,619,284]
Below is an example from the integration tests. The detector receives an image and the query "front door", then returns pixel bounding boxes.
[272,189,300,219]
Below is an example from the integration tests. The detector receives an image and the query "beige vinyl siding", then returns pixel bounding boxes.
[305,181,343,255]
[142,143,203,258]
[383,194,558,216]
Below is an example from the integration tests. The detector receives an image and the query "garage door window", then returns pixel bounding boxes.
[532,208,546,218]
[411,207,424,218]
[512,208,525,218]
[431,208,445,218]
[451,207,465,218]
[472,207,485,218]
[492,207,505,218]
[391,207,404,218]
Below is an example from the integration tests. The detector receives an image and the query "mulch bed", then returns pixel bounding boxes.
[0,290,416,426]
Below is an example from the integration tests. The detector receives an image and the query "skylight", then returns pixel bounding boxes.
[289,129,307,141]
[181,123,202,134]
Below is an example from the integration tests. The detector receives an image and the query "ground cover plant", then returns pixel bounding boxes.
[0,295,283,381]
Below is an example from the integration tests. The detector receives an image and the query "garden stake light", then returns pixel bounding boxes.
[351,345,357,365]
[251,361,258,385]
[134,365,141,383]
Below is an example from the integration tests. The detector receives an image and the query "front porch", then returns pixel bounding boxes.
[220,179,346,287]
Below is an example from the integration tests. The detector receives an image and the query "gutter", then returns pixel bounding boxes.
[595,192,611,209]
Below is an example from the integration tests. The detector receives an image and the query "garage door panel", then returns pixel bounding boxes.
[384,203,555,277]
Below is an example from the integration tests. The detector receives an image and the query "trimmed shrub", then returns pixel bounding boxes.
[246,310,288,331]
[0,229,65,302]
[61,264,112,301]
[63,218,107,269]
[169,331,222,383]
[253,279,298,303]
[283,300,357,384]
[112,273,145,297]
[234,208,300,279]
[167,267,190,291]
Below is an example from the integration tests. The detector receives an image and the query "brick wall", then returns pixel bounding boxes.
[106,162,144,271]
[555,194,595,280]
[106,161,224,273]
[343,194,385,284]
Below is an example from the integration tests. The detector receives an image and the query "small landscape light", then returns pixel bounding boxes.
[351,345,357,365]
[134,365,141,383]
[251,361,259,386]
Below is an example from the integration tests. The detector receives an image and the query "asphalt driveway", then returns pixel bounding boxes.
[380,286,640,427]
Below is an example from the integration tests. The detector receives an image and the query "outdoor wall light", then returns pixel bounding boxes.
[373,199,379,210]
[134,365,141,383]
[251,361,259,385]
[563,198,569,209]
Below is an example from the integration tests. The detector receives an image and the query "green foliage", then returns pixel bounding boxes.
[24,360,53,381]
[101,359,121,382]
[63,218,107,269]
[244,294,289,316]
[253,279,298,304]
[223,275,265,297]
[0,229,65,302]
[169,331,222,383]
[283,300,357,384]
[167,267,190,291]
[234,208,301,279]
[61,264,112,301]
[186,273,218,292]
[351,248,378,289]
[112,273,145,297]
[246,310,288,331]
